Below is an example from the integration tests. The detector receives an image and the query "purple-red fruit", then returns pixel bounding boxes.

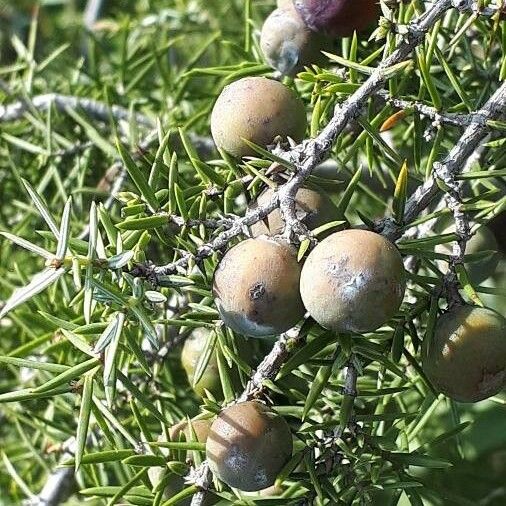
[294,0,380,37]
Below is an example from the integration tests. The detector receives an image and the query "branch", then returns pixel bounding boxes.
[0,91,216,156]
[26,439,76,506]
[83,0,104,31]
[188,327,305,506]
[183,3,505,502]
[378,80,506,241]
[0,93,154,127]
[275,0,456,238]
[378,90,487,128]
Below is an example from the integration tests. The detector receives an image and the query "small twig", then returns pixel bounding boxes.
[83,0,103,30]
[378,90,487,128]
[238,327,302,402]
[315,362,358,473]
[26,438,76,506]
[456,0,505,17]
[378,81,506,241]
[0,93,154,127]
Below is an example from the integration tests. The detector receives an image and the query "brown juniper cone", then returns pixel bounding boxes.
[213,237,305,337]
[206,401,293,492]
[148,419,215,505]
[249,186,337,238]
[300,229,406,333]
[434,223,500,284]
[423,305,506,403]
[260,2,329,76]
[210,76,307,159]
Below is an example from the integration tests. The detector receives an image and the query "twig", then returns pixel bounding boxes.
[378,81,506,241]
[238,327,302,402]
[136,194,280,280]
[0,93,154,127]
[315,362,358,473]
[26,438,76,506]
[378,90,487,128]
[83,0,103,31]
[458,0,506,16]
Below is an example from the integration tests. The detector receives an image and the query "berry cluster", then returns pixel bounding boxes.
[154,1,506,497]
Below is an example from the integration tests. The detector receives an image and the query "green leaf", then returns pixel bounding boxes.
[62,449,135,466]
[387,452,452,469]
[0,232,53,259]
[148,441,207,451]
[76,372,95,471]
[123,455,167,467]
[84,201,98,324]
[116,139,160,212]
[393,160,408,224]
[0,385,72,403]
[32,357,100,394]
[61,328,97,357]
[192,330,217,387]
[0,267,67,319]
[22,179,60,238]
[149,127,172,187]
[0,356,68,373]
[336,167,361,217]
[103,313,124,407]
[117,215,169,230]
[303,363,333,420]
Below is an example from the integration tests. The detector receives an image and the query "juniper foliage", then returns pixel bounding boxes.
[0,1,505,506]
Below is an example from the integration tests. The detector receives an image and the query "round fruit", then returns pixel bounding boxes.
[489,211,506,253]
[210,77,307,158]
[148,419,213,504]
[479,258,506,315]
[213,238,305,337]
[206,401,292,491]
[423,305,506,402]
[249,186,336,237]
[181,328,221,398]
[169,418,212,443]
[260,4,327,76]
[294,0,380,37]
[300,229,405,333]
[435,224,500,284]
